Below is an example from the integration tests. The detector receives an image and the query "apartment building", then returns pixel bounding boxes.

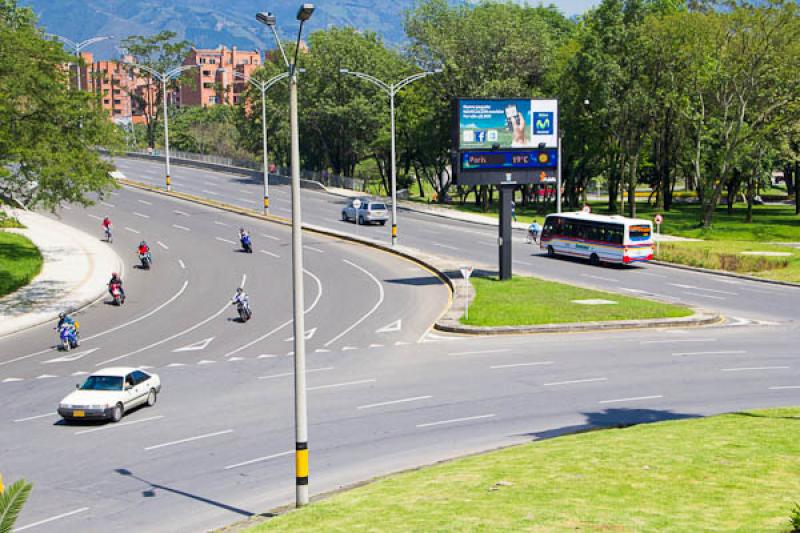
[180,46,262,107]
[77,52,158,123]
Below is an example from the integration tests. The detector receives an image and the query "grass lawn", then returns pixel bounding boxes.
[246,407,800,533]
[461,275,691,326]
[658,241,800,283]
[0,232,43,298]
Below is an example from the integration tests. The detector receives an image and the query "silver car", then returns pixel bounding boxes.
[341,199,389,225]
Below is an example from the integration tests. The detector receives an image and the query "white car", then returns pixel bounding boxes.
[58,367,161,423]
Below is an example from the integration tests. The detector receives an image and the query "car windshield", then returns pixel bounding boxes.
[370,203,387,210]
[81,375,123,391]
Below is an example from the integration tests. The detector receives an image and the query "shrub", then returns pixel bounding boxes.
[790,502,800,532]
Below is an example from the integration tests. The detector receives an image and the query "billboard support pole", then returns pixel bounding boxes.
[556,130,562,213]
[499,182,514,280]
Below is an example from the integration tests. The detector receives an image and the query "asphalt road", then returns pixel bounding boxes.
[1,158,798,532]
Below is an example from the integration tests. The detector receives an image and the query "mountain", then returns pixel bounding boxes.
[20,0,423,59]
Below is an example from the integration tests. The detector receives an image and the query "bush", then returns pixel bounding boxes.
[659,244,790,273]
[790,502,800,532]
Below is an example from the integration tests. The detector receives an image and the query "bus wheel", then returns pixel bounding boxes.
[590,253,600,266]
[547,246,555,258]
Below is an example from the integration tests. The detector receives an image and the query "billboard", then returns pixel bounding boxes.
[457,98,558,150]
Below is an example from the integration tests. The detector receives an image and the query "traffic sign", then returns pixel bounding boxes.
[460,266,473,320]
[460,266,473,280]
[352,198,362,209]
[654,214,663,224]
[582,204,591,213]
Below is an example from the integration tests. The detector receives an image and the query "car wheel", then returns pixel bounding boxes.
[146,389,157,407]
[341,211,348,221]
[111,403,123,423]
[590,253,600,266]
[379,220,386,226]
[547,246,556,257]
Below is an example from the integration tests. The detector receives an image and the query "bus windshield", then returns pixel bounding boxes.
[628,225,652,241]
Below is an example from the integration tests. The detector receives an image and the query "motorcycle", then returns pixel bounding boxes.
[240,234,253,254]
[235,300,252,322]
[59,324,80,351]
[139,251,152,270]
[104,227,113,243]
[110,283,125,306]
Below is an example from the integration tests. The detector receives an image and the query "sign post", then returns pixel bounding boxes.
[654,213,663,257]
[460,266,473,320]
[352,198,362,231]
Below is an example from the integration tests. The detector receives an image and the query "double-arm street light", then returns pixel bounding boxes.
[48,34,113,91]
[256,3,314,508]
[124,62,199,192]
[339,68,442,246]
[233,71,291,215]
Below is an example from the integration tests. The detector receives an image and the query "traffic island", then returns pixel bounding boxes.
[238,407,800,532]
[0,231,42,298]
[436,274,714,335]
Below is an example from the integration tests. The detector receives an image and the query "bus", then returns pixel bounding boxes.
[539,212,654,265]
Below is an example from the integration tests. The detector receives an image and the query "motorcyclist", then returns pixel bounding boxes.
[57,311,76,331]
[527,221,541,244]
[239,228,252,252]
[138,240,151,257]
[108,272,125,302]
[231,287,249,309]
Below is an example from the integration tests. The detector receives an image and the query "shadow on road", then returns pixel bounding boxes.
[114,468,273,518]
[524,408,701,441]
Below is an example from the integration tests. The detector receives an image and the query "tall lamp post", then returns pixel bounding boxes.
[339,68,442,246]
[48,34,112,91]
[257,3,314,508]
[233,71,291,215]
[124,62,199,192]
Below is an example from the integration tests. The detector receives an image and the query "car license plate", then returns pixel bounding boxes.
[73,410,85,417]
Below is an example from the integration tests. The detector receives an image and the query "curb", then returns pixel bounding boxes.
[652,260,800,289]
[116,177,722,337]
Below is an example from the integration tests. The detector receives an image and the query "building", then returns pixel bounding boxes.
[180,46,262,107]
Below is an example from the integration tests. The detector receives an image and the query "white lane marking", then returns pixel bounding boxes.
[673,350,747,357]
[304,245,324,253]
[260,250,280,258]
[173,210,190,216]
[100,201,115,208]
[179,259,186,269]
[157,241,169,250]
[722,366,789,372]
[15,507,90,531]
[203,181,218,187]
[133,212,150,219]
[621,288,648,294]
[214,221,229,226]
[71,371,89,376]
[14,413,57,423]
[43,347,99,364]
[172,224,190,231]
[201,189,221,196]
[258,367,334,380]
[197,360,216,365]
[376,320,402,333]
[581,274,619,282]
[223,269,322,358]
[172,337,214,352]
[357,396,432,410]
[449,349,510,356]
[97,275,245,366]
[323,259,385,347]
[416,414,496,428]
[36,374,57,379]
[260,233,280,241]
[640,338,716,345]
[490,361,554,369]
[670,283,737,296]
[167,363,187,368]
[138,199,152,205]
[124,227,140,234]
[216,237,237,245]
[145,429,234,451]
[431,242,459,250]
[307,379,376,391]
[75,415,164,435]
[88,214,103,221]
[284,328,317,342]
[2,378,23,382]
[599,395,663,404]
[769,385,800,390]
[544,377,608,386]
[686,292,725,300]
[634,271,667,278]
[224,450,293,470]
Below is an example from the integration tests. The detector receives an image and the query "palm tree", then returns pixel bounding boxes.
[0,475,33,533]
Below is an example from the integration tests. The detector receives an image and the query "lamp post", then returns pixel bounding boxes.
[124,62,199,192]
[48,34,112,91]
[339,68,442,246]
[257,3,314,508]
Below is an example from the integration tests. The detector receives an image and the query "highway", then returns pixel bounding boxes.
[1,157,798,532]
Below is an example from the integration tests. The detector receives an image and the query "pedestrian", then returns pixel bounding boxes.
[511,200,517,222]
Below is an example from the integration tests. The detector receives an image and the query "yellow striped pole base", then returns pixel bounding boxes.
[264,196,270,213]
[296,442,308,486]
[166,175,171,192]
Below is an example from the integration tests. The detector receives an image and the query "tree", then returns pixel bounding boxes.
[0,474,33,533]
[0,0,120,209]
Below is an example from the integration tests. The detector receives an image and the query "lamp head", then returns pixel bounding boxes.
[297,3,315,21]
[256,12,277,26]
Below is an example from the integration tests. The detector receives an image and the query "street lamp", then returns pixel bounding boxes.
[257,4,314,508]
[124,62,199,192]
[48,34,113,91]
[233,71,291,214]
[339,67,442,246]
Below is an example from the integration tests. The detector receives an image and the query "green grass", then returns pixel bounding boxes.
[461,275,691,326]
[0,232,43,298]
[246,407,800,532]
[0,213,23,228]
[658,241,800,282]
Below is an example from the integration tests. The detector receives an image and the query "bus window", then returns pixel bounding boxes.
[629,225,652,241]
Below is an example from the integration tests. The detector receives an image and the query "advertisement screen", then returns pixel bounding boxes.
[458,99,558,150]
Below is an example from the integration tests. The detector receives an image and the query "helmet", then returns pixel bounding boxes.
[140,241,146,246]
[59,312,66,319]
[239,227,245,232]
[111,272,118,278]
[236,287,243,294]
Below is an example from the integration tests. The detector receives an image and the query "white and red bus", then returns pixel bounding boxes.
[540,212,654,265]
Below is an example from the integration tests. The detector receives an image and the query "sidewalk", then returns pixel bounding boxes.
[0,209,123,339]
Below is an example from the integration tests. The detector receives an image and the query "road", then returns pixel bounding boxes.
[0,157,797,532]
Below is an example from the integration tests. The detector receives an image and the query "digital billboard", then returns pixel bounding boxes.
[457,99,558,150]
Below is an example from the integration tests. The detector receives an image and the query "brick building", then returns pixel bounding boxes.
[77,52,158,124]
[180,46,262,107]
